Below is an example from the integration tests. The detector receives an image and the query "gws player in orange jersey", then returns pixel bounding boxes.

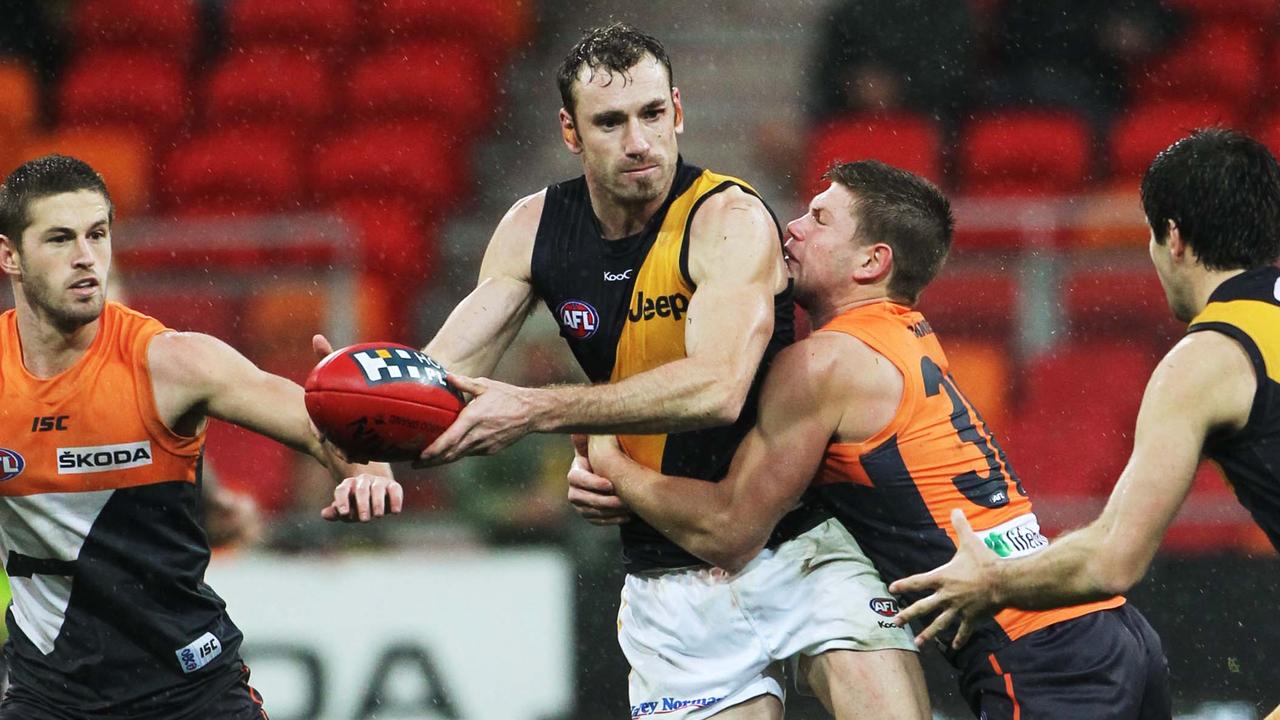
[0,155,399,720]
[893,130,1280,653]
[329,23,931,720]
[579,160,1172,719]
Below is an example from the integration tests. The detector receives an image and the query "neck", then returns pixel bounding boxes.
[587,177,673,241]
[1188,266,1248,318]
[14,298,102,378]
[807,288,895,330]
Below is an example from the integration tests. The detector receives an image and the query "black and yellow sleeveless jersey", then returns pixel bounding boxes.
[1187,265,1280,551]
[531,159,812,571]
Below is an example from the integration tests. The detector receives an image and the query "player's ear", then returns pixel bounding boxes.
[851,242,893,285]
[560,108,583,155]
[1166,221,1190,262]
[671,87,684,135]
[0,235,20,277]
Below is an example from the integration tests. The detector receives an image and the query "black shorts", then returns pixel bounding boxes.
[959,604,1171,720]
[0,663,268,720]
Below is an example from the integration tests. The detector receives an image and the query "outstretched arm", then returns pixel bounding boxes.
[891,331,1257,648]
[149,331,399,522]
[423,187,788,463]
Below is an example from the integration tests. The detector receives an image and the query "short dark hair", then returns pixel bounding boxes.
[0,155,114,246]
[1142,128,1280,271]
[556,23,673,120]
[824,160,954,304]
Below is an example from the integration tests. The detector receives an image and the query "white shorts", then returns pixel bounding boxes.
[619,518,915,719]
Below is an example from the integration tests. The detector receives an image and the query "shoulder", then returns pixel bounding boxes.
[685,184,783,285]
[481,190,546,280]
[771,332,896,397]
[1149,331,1256,430]
[147,331,243,390]
[496,190,547,236]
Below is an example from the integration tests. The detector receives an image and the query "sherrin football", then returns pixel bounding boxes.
[304,342,465,462]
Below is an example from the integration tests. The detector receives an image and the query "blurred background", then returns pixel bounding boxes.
[0,0,1277,717]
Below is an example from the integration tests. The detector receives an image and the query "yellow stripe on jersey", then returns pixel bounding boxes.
[611,170,759,472]
[1191,300,1280,384]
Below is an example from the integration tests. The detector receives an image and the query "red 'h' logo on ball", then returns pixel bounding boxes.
[556,300,600,340]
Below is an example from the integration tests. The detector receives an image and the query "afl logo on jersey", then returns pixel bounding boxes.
[556,300,600,340]
[0,448,25,481]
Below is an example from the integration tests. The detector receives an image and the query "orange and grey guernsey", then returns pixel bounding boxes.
[1187,265,1280,551]
[531,159,819,571]
[0,302,246,716]
[812,301,1123,665]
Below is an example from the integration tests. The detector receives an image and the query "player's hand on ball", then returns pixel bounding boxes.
[321,473,405,523]
[416,374,538,466]
[889,508,1002,649]
[566,435,632,526]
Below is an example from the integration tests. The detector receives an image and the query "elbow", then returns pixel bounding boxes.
[698,521,768,573]
[706,377,751,426]
[1091,556,1145,598]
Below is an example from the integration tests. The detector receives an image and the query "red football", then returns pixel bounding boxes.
[304,342,465,462]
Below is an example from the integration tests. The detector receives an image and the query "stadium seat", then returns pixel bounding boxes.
[57,51,189,146]
[343,41,493,138]
[309,121,465,211]
[915,268,1018,339]
[958,111,1093,196]
[0,61,38,145]
[1001,340,1155,506]
[126,289,240,341]
[804,113,943,199]
[1162,461,1260,554]
[1131,23,1264,115]
[1108,100,1240,181]
[335,198,434,340]
[367,0,532,55]
[72,0,198,59]
[1059,187,1148,249]
[942,337,1012,434]
[161,128,305,215]
[21,129,152,217]
[1060,267,1183,342]
[225,0,359,57]
[204,420,295,515]
[203,49,332,134]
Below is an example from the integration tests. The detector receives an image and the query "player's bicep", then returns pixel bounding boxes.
[151,332,316,454]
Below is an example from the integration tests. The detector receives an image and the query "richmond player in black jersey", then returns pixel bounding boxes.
[328,22,928,720]
[895,129,1280,649]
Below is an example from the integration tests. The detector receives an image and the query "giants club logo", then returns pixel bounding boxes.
[0,448,25,481]
[556,300,600,340]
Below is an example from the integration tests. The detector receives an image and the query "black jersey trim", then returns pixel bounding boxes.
[1187,321,1272,433]
[678,181,784,290]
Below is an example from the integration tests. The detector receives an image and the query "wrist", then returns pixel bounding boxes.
[525,386,561,433]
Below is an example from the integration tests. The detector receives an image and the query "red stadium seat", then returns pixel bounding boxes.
[72,0,198,58]
[225,0,359,57]
[944,337,1013,434]
[1132,23,1264,115]
[0,61,38,141]
[915,268,1018,339]
[1108,100,1240,181]
[958,111,1093,196]
[57,51,189,146]
[126,289,240,341]
[161,128,305,215]
[1001,340,1155,512]
[367,0,531,52]
[1162,461,1260,554]
[310,121,465,211]
[335,198,435,341]
[1061,268,1184,345]
[203,49,332,134]
[22,129,152,217]
[204,420,295,515]
[343,42,494,137]
[804,113,943,199]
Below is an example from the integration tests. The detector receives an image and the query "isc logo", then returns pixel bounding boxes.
[556,300,600,340]
[0,449,24,482]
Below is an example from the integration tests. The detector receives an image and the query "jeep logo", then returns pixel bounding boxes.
[628,291,688,322]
